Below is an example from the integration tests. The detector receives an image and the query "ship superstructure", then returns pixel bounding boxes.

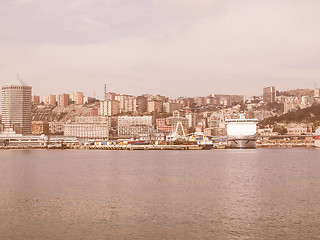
[225,114,258,149]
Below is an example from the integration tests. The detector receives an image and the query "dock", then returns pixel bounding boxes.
[83,144,204,150]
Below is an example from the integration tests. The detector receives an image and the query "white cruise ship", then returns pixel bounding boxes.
[225,114,258,149]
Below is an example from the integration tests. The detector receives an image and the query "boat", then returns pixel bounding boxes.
[128,140,149,145]
[315,128,320,148]
[198,140,214,150]
[225,114,258,149]
[189,132,213,150]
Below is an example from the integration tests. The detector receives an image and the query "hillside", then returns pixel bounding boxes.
[260,104,320,126]
[32,102,100,122]
[277,88,313,97]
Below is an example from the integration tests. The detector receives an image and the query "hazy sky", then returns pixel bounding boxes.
[1,0,320,99]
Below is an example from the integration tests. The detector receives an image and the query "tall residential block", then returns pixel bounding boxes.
[263,86,276,103]
[163,102,181,114]
[147,100,162,113]
[58,93,70,106]
[32,95,40,104]
[136,96,148,114]
[100,100,120,116]
[44,94,56,106]
[1,77,32,134]
[72,92,84,105]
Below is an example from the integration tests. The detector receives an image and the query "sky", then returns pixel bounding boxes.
[1,0,320,99]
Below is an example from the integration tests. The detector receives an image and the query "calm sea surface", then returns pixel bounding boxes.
[1,149,320,240]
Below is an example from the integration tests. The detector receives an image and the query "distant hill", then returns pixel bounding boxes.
[277,89,313,97]
[260,104,320,126]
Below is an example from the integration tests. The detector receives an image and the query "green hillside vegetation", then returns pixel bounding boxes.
[260,104,320,126]
[277,88,313,97]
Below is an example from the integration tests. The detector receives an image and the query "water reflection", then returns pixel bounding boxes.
[0,149,320,239]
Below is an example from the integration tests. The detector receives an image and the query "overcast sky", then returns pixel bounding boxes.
[1,0,320,99]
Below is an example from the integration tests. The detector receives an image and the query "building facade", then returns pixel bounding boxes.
[44,94,56,106]
[49,121,65,135]
[147,100,162,113]
[32,121,49,135]
[32,95,40,104]
[1,77,32,135]
[64,116,109,139]
[58,93,70,106]
[118,116,153,138]
[100,100,120,116]
[118,116,153,126]
[263,86,276,103]
[72,92,84,105]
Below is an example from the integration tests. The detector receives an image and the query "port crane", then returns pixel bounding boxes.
[166,121,186,141]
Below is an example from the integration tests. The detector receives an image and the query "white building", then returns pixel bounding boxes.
[118,116,153,126]
[118,125,153,139]
[186,113,197,128]
[49,122,65,135]
[64,116,109,139]
[118,116,153,139]
[116,95,137,113]
[100,100,120,116]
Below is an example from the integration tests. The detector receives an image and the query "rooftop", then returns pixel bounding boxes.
[5,77,29,87]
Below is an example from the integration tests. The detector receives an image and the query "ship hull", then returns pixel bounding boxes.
[315,129,320,147]
[228,138,256,149]
[200,144,214,150]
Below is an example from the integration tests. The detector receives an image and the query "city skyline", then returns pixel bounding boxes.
[1,0,320,99]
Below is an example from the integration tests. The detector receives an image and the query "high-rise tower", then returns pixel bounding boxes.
[263,86,276,103]
[1,77,32,135]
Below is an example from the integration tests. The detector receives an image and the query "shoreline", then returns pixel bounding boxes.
[0,144,317,150]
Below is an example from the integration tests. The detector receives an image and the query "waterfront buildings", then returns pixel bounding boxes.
[285,123,313,135]
[1,77,32,135]
[32,121,49,135]
[118,116,153,138]
[138,130,166,142]
[64,116,109,139]
[156,118,174,133]
[49,121,65,135]
[118,125,153,139]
